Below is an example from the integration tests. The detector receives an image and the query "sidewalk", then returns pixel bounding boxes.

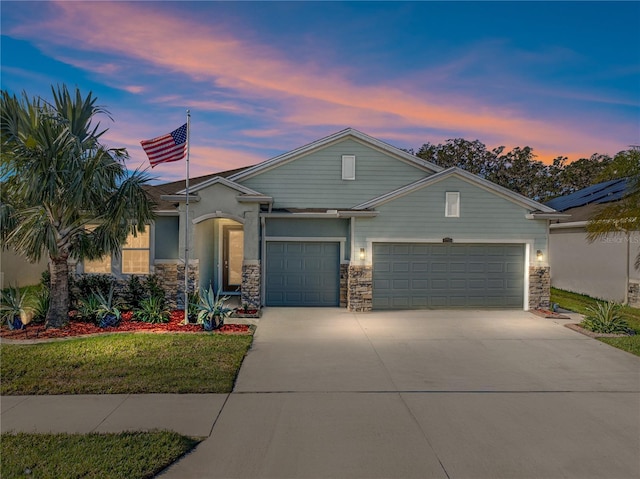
[1,394,226,437]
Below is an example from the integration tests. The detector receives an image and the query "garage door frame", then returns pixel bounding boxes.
[368,239,532,310]
[264,236,347,307]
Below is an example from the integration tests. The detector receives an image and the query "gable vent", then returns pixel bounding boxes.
[342,155,356,180]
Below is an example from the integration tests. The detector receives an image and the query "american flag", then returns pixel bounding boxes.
[140,124,188,168]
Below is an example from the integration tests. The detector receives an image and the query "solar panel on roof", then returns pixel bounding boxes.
[545,178,629,212]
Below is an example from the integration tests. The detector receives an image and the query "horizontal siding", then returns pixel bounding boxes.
[266,218,349,238]
[240,139,431,209]
[354,177,548,256]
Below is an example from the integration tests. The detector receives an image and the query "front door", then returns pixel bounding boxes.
[223,225,244,292]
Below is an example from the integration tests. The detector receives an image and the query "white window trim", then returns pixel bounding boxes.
[445,191,460,217]
[342,155,356,180]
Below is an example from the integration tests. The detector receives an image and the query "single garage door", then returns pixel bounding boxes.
[266,241,340,306]
[373,243,524,309]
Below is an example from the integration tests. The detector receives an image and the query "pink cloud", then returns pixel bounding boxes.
[8,1,634,164]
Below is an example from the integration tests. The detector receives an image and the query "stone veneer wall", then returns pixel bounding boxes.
[241,262,261,309]
[154,260,199,309]
[348,264,372,312]
[529,266,550,310]
[340,263,348,308]
[628,281,640,308]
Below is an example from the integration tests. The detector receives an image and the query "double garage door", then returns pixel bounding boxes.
[265,241,525,309]
[373,243,525,309]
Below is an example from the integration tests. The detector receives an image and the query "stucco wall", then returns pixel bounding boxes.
[549,229,640,302]
[0,250,48,288]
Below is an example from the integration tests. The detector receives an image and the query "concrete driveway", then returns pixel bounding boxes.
[163,308,640,479]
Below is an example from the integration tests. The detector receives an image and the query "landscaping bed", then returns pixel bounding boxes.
[0,310,251,341]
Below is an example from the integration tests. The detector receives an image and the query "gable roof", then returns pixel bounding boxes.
[228,128,442,182]
[176,176,264,196]
[545,178,630,212]
[146,165,251,211]
[353,167,557,213]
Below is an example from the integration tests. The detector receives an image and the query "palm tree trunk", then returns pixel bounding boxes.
[46,255,70,328]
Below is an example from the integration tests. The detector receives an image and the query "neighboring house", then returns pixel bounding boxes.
[546,178,640,306]
[74,128,560,311]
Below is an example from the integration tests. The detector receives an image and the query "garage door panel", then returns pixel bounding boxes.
[266,242,339,307]
[432,262,448,273]
[373,243,524,309]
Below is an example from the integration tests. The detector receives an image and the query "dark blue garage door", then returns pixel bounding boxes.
[373,243,525,309]
[266,242,340,306]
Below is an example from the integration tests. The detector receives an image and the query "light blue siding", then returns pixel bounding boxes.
[354,176,548,257]
[240,139,432,209]
[266,218,349,237]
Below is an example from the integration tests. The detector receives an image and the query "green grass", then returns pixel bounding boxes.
[1,333,253,395]
[597,337,640,356]
[1,431,200,479]
[551,287,640,356]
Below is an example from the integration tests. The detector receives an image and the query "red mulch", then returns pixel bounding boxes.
[0,310,251,340]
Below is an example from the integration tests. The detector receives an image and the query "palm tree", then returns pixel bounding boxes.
[1,85,155,328]
[586,148,640,269]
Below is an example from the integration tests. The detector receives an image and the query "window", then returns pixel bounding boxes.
[342,155,356,180]
[122,229,150,274]
[84,224,111,273]
[84,255,112,274]
[445,192,460,217]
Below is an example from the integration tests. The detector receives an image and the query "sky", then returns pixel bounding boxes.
[1,1,639,183]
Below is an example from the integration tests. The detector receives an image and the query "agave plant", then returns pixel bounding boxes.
[0,285,34,330]
[581,301,630,334]
[194,286,232,331]
[93,285,122,328]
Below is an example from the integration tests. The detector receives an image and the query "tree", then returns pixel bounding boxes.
[1,86,155,328]
[415,138,621,202]
[586,148,640,270]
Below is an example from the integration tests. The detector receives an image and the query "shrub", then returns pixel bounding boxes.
[74,274,117,303]
[145,275,166,307]
[123,275,146,310]
[134,295,169,324]
[32,287,50,324]
[187,291,200,323]
[582,302,631,334]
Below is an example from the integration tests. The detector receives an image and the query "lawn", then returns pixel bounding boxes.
[1,431,200,479]
[551,287,640,356]
[1,333,253,395]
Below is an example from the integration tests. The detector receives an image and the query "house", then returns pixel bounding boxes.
[41,128,560,311]
[546,178,640,306]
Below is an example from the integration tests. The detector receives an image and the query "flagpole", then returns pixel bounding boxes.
[184,110,191,321]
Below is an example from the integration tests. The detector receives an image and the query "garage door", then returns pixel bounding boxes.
[373,243,524,309]
[266,242,340,306]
